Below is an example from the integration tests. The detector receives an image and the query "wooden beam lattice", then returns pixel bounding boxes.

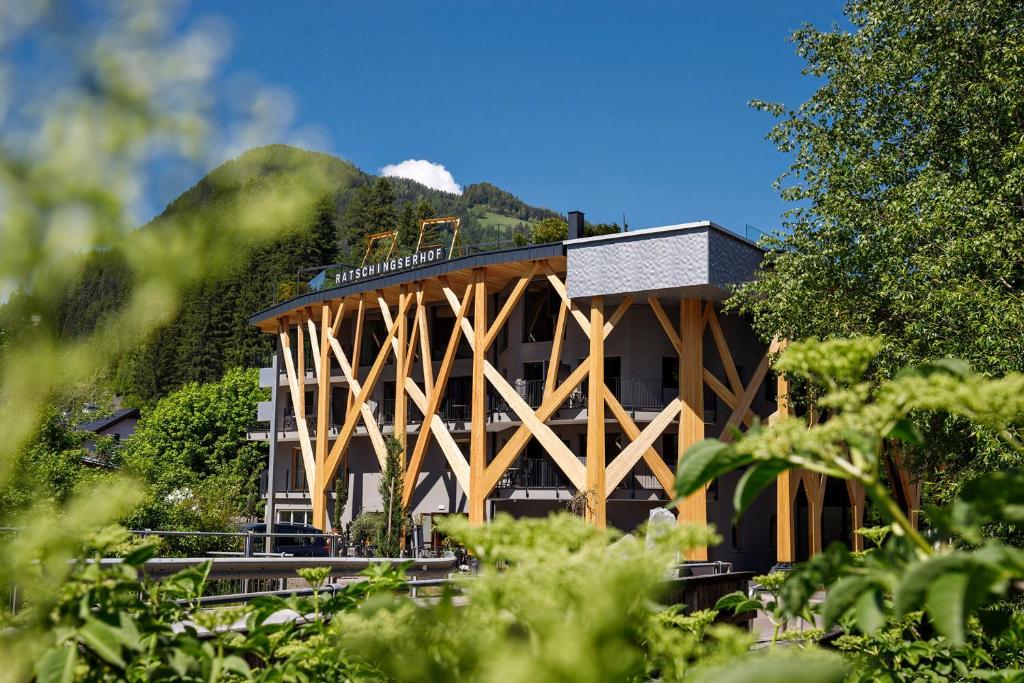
[275,260,799,542]
[416,216,463,259]
[361,229,399,267]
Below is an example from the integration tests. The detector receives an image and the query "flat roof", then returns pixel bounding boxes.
[248,221,763,328]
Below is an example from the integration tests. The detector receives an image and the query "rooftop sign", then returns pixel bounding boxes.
[334,246,446,285]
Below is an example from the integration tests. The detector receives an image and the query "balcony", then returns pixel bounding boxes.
[495,456,665,492]
[488,377,670,418]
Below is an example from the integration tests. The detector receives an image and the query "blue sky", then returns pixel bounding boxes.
[173,1,845,233]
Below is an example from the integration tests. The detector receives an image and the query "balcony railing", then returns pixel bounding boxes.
[488,377,670,418]
[281,415,317,435]
[495,455,664,492]
[379,399,425,425]
[496,456,573,489]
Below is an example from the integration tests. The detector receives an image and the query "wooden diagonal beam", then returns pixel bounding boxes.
[649,296,682,354]
[330,298,347,336]
[306,315,322,380]
[605,397,681,496]
[416,290,434,396]
[718,339,780,444]
[326,331,388,469]
[703,368,756,428]
[323,294,411,479]
[437,275,589,495]
[603,296,633,339]
[280,325,316,488]
[544,298,568,399]
[541,260,592,337]
[653,296,756,429]
[403,376,471,494]
[347,295,366,412]
[484,261,539,351]
[603,388,677,495]
[706,307,743,396]
[402,283,474,505]
[481,362,589,494]
[483,362,586,492]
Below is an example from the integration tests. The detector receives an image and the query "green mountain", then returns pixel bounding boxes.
[11,144,563,403]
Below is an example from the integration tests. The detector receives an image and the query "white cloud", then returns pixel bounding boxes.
[380,159,462,195]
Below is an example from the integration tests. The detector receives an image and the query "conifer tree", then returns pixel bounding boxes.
[374,436,407,558]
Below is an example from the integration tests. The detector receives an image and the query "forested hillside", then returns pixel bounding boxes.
[0,145,568,404]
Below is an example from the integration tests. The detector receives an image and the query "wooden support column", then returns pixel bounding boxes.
[847,479,866,553]
[348,295,366,413]
[808,472,825,556]
[313,304,332,531]
[586,296,606,527]
[297,315,306,419]
[776,471,797,563]
[395,288,408,453]
[772,351,797,563]
[678,298,707,559]
[469,269,488,525]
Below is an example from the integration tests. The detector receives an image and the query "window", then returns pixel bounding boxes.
[707,477,719,502]
[661,357,679,390]
[361,320,388,365]
[764,372,778,404]
[731,521,742,551]
[769,515,777,550]
[605,432,622,465]
[331,387,347,426]
[703,384,717,422]
[442,376,472,421]
[277,509,312,525]
[662,434,678,472]
[522,288,556,342]
[289,449,307,492]
[431,311,471,360]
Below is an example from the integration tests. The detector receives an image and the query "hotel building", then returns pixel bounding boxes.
[248,214,901,571]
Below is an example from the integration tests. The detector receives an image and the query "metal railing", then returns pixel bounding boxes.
[613,460,663,492]
[496,457,573,489]
[487,377,670,419]
[281,415,317,435]
[379,399,425,425]
[495,456,664,492]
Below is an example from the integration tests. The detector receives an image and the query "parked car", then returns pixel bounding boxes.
[241,522,330,557]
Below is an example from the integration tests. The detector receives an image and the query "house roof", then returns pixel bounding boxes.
[77,407,140,434]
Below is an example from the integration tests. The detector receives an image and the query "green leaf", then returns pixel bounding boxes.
[733,460,792,516]
[822,575,872,627]
[122,542,159,567]
[714,592,763,615]
[897,358,972,379]
[674,439,752,499]
[925,570,970,645]
[35,644,77,683]
[854,589,886,635]
[886,418,923,446]
[220,655,251,677]
[689,653,845,683]
[895,555,969,618]
[79,617,126,668]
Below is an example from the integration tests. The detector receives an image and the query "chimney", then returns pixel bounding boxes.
[567,211,584,240]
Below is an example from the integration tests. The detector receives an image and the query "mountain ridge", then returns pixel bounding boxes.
[3,144,565,403]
